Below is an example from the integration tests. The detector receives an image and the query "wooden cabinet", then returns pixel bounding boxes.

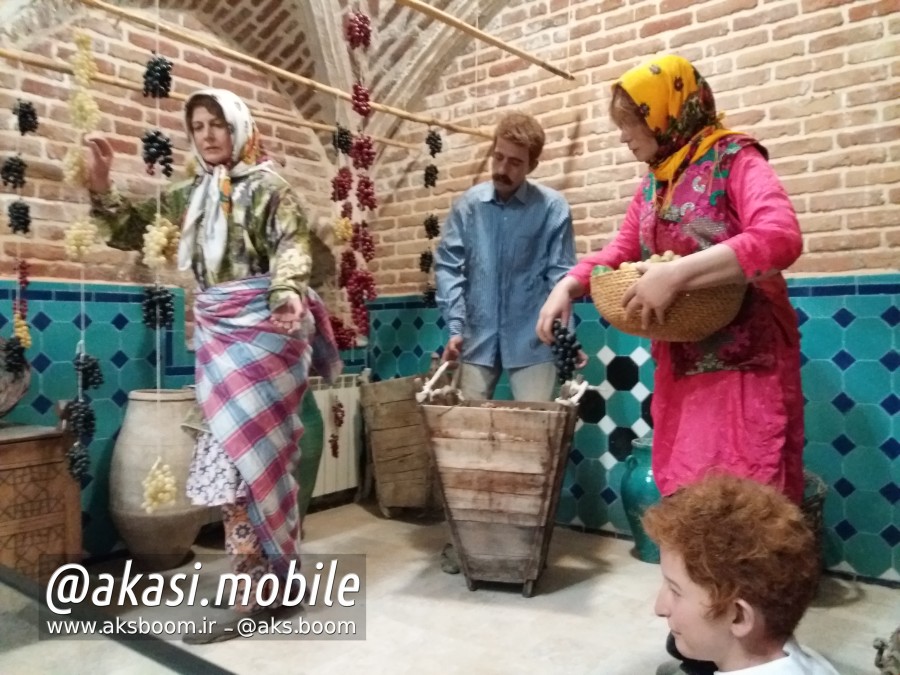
[0,425,82,582]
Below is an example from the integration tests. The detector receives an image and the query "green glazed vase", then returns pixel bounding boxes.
[621,434,662,564]
[295,390,325,523]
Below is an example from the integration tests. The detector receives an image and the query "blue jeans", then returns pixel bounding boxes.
[458,361,556,402]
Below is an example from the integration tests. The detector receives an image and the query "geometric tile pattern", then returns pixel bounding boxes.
[0,280,365,560]
[366,274,900,581]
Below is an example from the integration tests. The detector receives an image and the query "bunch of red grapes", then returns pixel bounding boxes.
[329,315,356,350]
[350,135,376,170]
[352,83,372,118]
[346,269,377,335]
[338,248,357,289]
[345,11,372,50]
[355,175,377,210]
[341,201,353,219]
[331,167,353,202]
[352,222,375,262]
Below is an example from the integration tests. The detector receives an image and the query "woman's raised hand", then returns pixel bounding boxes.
[84,135,115,193]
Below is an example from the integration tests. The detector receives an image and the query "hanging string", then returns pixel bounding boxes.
[154,0,163,397]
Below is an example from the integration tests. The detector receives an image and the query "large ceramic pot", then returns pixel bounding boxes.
[109,389,207,571]
[620,434,662,564]
[295,389,324,530]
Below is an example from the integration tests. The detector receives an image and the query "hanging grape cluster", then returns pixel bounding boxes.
[419,250,433,273]
[64,217,98,261]
[351,222,375,262]
[142,54,172,98]
[338,248,357,288]
[329,398,345,458]
[333,216,353,243]
[329,315,356,350]
[7,200,30,235]
[422,284,437,308]
[550,319,582,384]
[74,353,103,390]
[66,398,96,439]
[142,285,175,329]
[142,215,179,270]
[350,134,375,170]
[12,100,39,135]
[2,337,26,377]
[355,174,377,210]
[352,83,372,118]
[345,11,372,50]
[1,156,27,189]
[424,214,440,239]
[142,130,174,177]
[14,260,28,317]
[142,458,177,513]
[66,442,91,485]
[426,129,442,157]
[12,259,31,348]
[423,163,438,188]
[340,201,353,220]
[69,32,100,134]
[331,166,353,202]
[346,269,377,335]
[332,124,353,155]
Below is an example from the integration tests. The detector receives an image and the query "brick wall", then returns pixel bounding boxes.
[370,0,900,295]
[0,8,333,290]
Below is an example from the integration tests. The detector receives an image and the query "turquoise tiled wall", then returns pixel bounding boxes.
[2,276,896,580]
[367,274,900,582]
[0,280,364,557]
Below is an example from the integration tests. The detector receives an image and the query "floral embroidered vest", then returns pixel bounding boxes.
[637,135,777,378]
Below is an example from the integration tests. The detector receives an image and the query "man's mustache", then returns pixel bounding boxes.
[492,174,512,185]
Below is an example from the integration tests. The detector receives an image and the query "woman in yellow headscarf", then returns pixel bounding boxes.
[539,56,804,673]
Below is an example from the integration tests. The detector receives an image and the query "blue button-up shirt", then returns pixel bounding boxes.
[434,180,576,369]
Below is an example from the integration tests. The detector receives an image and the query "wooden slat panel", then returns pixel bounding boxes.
[444,488,544,516]
[363,398,424,431]
[440,468,546,495]
[360,376,419,406]
[370,425,427,452]
[449,508,541,527]
[430,438,551,474]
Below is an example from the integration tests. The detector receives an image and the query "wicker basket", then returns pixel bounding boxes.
[590,268,746,342]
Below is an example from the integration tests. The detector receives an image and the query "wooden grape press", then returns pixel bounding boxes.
[416,363,581,597]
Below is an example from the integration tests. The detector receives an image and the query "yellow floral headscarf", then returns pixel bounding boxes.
[615,55,741,183]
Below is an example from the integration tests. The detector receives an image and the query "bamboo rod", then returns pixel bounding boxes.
[0,47,420,150]
[394,0,575,81]
[79,0,493,139]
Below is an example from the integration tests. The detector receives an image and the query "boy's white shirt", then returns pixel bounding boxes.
[715,638,841,674]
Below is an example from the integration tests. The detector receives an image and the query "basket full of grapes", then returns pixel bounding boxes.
[590,251,746,342]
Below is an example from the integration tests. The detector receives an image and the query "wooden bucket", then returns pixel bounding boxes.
[360,375,437,518]
[419,398,578,597]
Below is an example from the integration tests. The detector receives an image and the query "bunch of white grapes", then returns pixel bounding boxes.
[69,89,100,133]
[618,250,682,271]
[64,217,98,261]
[333,216,353,242]
[142,457,176,514]
[142,215,180,270]
[13,314,31,349]
[72,31,97,86]
[63,145,88,187]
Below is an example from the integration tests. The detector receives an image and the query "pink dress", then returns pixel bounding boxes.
[569,138,804,503]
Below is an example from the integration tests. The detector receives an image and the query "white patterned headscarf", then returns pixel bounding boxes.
[177,89,275,274]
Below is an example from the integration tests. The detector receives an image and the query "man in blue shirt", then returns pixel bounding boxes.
[435,112,576,403]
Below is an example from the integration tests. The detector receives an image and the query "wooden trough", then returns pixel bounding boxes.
[360,375,437,518]
[419,387,578,597]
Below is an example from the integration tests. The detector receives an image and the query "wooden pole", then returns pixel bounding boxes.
[78,0,493,139]
[0,47,420,150]
[393,0,575,81]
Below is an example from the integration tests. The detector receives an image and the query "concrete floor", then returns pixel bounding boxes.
[1,502,897,674]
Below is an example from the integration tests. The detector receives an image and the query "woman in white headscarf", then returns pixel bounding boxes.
[87,89,341,642]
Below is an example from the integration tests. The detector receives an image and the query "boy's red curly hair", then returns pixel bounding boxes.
[643,474,820,642]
